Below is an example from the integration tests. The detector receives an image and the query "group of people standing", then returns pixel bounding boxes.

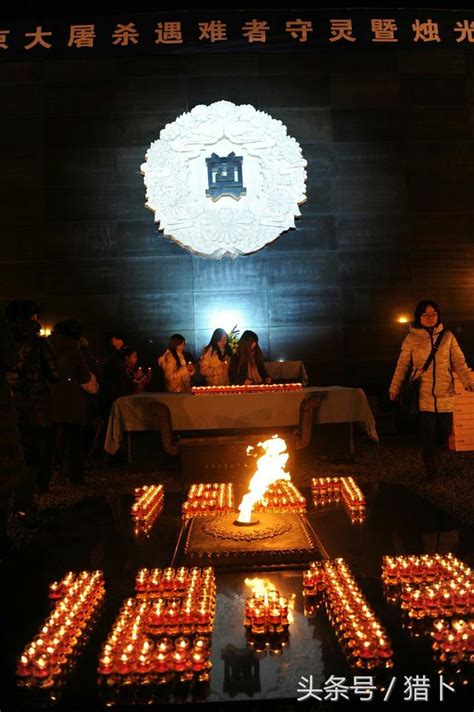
[1,295,473,559]
[158,328,271,393]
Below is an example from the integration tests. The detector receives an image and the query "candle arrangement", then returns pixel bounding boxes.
[382,554,472,672]
[192,383,302,395]
[431,618,474,666]
[382,554,471,588]
[17,571,105,689]
[400,579,472,620]
[383,555,472,619]
[253,481,306,514]
[98,568,215,687]
[311,477,366,523]
[132,485,165,536]
[182,484,234,520]
[244,578,295,657]
[303,559,393,670]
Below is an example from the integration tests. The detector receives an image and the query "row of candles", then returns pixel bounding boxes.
[131,485,164,536]
[134,568,216,630]
[311,477,366,523]
[244,588,291,635]
[381,555,473,661]
[98,568,216,683]
[400,579,473,619]
[253,481,306,514]
[192,383,303,395]
[243,578,295,657]
[98,600,212,681]
[17,571,105,687]
[382,554,471,586]
[303,560,394,669]
[182,484,235,519]
[432,619,474,664]
[135,566,216,598]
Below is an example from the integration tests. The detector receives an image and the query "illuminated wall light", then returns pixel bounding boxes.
[207,310,244,334]
[397,316,410,324]
[39,327,52,337]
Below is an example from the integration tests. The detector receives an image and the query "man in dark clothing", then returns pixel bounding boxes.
[6,300,59,495]
[49,319,93,485]
[100,330,126,415]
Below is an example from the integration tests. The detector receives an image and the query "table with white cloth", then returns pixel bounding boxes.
[105,386,378,467]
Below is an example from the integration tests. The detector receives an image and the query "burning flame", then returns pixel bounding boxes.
[244,577,296,624]
[237,436,290,524]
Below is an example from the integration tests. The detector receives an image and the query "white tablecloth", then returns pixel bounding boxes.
[105,386,378,454]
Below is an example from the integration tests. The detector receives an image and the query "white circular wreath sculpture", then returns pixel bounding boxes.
[141,100,307,259]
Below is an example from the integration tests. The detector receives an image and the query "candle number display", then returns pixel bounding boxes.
[132,485,165,536]
[182,484,234,519]
[312,477,366,524]
[303,559,393,670]
[16,572,105,691]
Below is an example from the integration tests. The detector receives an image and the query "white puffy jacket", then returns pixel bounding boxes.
[199,347,229,386]
[390,323,473,412]
[158,349,191,393]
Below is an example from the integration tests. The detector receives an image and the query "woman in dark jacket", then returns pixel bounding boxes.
[0,311,26,555]
[6,300,59,494]
[49,319,93,485]
[229,330,271,386]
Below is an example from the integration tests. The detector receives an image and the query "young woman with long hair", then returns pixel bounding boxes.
[229,330,271,386]
[199,328,233,386]
[158,334,195,392]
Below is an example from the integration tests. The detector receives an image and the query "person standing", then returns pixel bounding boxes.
[158,334,195,392]
[100,330,126,415]
[6,300,59,495]
[199,328,232,386]
[49,319,95,485]
[0,310,26,556]
[389,300,474,479]
[229,330,271,386]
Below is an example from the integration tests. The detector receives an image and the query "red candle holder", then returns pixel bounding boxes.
[304,559,393,670]
[99,567,216,688]
[18,571,105,688]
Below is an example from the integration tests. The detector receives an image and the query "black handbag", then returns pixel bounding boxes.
[398,329,446,415]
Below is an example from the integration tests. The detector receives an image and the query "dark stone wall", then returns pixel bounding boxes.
[1,50,474,389]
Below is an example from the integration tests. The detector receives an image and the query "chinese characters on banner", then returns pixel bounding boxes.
[1,12,474,57]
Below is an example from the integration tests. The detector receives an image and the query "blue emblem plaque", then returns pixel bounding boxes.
[206,152,247,201]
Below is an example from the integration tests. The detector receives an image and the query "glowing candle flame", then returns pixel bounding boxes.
[244,576,296,624]
[237,436,290,524]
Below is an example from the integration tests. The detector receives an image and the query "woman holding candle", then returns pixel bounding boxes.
[389,300,474,480]
[199,328,233,386]
[229,330,271,386]
[119,347,152,396]
[158,334,195,393]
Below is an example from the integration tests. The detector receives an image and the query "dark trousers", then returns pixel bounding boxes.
[56,424,85,484]
[18,424,54,494]
[0,494,10,551]
[418,411,453,479]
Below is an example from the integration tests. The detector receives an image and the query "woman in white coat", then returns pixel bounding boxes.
[199,328,232,387]
[389,300,474,479]
[158,334,195,393]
